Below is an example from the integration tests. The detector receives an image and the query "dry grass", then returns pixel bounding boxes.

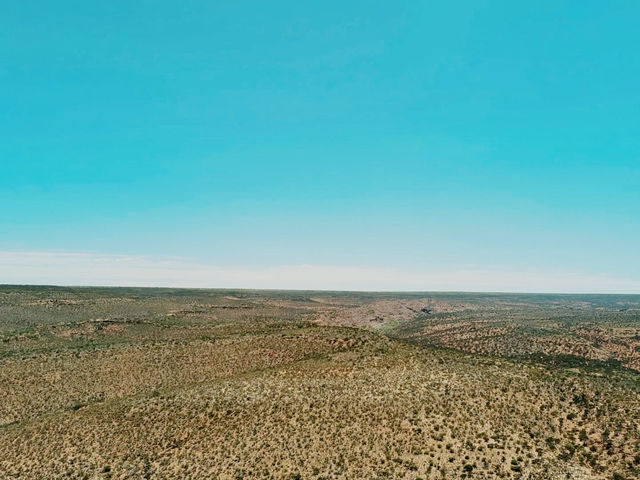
[1,286,639,479]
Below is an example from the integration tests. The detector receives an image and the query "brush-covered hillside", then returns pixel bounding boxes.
[1,286,639,479]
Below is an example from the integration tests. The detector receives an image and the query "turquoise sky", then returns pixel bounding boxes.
[1,1,639,291]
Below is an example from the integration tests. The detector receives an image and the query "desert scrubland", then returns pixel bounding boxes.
[1,286,639,479]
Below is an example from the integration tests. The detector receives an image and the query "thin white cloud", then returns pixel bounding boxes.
[0,250,638,293]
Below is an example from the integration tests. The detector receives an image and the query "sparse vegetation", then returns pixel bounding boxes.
[1,286,638,479]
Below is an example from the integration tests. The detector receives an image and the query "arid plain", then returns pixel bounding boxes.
[1,286,639,479]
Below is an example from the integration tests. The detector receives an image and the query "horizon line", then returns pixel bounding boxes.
[2,250,639,295]
[2,283,638,296]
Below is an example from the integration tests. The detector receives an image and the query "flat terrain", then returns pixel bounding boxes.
[1,286,639,479]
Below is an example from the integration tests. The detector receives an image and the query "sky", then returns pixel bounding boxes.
[1,1,639,292]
